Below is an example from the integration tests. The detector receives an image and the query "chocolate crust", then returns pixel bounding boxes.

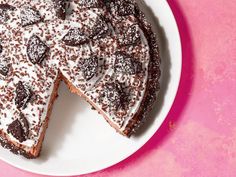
[0,74,62,158]
[0,135,36,159]
[123,4,161,136]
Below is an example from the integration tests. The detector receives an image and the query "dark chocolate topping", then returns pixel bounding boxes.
[107,0,135,16]
[117,1,135,16]
[78,56,98,80]
[20,6,43,27]
[62,28,88,46]
[7,116,28,143]
[15,81,32,109]
[87,16,110,39]
[0,63,9,77]
[0,54,10,77]
[114,52,135,75]
[0,44,2,53]
[52,0,66,20]
[0,4,15,11]
[119,25,141,46]
[0,3,15,23]
[19,113,29,137]
[78,0,104,8]
[101,81,124,110]
[27,35,49,64]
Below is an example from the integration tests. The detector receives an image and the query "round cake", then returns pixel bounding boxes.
[0,0,161,158]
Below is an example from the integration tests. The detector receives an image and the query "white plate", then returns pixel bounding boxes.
[0,0,182,176]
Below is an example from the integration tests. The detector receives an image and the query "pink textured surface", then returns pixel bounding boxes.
[0,0,236,176]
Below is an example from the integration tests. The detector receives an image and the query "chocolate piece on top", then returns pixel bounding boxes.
[20,6,43,27]
[102,81,124,110]
[62,28,88,46]
[0,3,15,22]
[27,35,49,64]
[0,44,2,53]
[116,1,135,16]
[114,52,136,75]
[88,17,110,39]
[78,0,104,8]
[119,25,141,46]
[15,81,32,109]
[52,0,66,20]
[106,0,135,16]
[7,114,29,143]
[19,113,29,137]
[78,56,98,80]
[0,55,10,77]
[0,4,15,11]
[0,64,9,77]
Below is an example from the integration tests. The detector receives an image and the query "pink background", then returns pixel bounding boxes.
[1,0,236,176]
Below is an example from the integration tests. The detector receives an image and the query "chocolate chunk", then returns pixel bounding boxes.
[27,35,49,64]
[106,1,135,16]
[62,28,88,46]
[0,56,10,77]
[52,0,66,20]
[88,17,110,39]
[15,81,32,109]
[7,120,26,142]
[0,10,8,23]
[116,1,135,16]
[102,82,123,110]
[0,3,15,22]
[0,4,15,11]
[78,0,104,8]
[119,25,141,46]
[114,52,136,75]
[0,64,9,76]
[78,56,98,80]
[7,114,29,143]
[20,6,43,27]
[0,44,2,53]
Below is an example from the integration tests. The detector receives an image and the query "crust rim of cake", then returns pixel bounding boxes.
[122,8,161,136]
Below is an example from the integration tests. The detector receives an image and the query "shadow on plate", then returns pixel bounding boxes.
[34,82,86,163]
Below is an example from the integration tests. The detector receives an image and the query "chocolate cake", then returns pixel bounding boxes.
[0,0,161,158]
